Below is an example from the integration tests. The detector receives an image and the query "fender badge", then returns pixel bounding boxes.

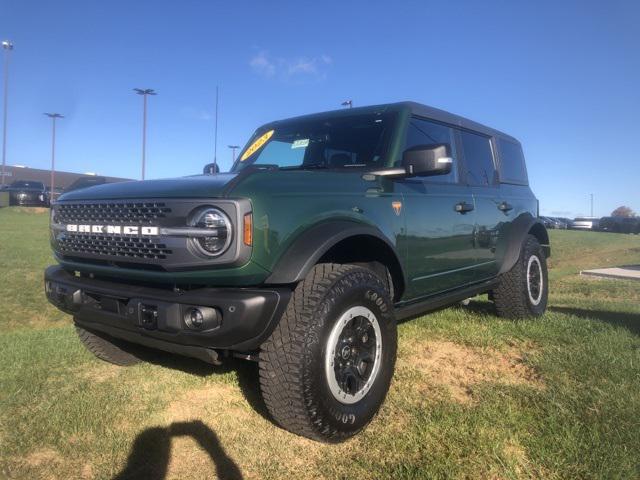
[392,201,402,216]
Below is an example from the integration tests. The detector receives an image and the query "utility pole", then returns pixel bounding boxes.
[590,193,594,217]
[1,40,13,187]
[44,113,64,200]
[341,99,353,109]
[133,88,156,180]
[228,145,239,164]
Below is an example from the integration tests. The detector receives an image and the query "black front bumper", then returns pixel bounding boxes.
[44,265,291,361]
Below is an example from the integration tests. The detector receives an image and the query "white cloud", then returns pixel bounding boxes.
[249,51,276,77]
[249,51,332,81]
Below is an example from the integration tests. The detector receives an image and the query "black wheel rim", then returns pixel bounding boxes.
[325,306,382,404]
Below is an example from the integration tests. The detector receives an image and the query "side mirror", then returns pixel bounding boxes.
[402,144,452,177]
[203,163,220,175]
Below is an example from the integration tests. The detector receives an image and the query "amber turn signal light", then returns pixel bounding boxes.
[243,213,253,246]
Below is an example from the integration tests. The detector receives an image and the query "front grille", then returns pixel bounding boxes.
[57,234,173,260]
[56,202,172,225]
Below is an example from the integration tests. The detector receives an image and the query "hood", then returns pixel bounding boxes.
[58,173,239,201]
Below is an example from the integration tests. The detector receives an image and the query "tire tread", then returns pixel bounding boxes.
[75,326,142,366]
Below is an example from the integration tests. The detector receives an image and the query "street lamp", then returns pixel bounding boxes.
[228,145,239,163]
[44,113,64,200]
[341,99,353,109]
[1,40,14,187]
[133,88,156,180]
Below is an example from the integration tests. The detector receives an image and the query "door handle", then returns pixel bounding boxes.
[498,201,513,212]
[454,201,474,214]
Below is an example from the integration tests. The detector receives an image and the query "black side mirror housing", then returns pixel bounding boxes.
[402,144,453,177]
[203,163,220,175]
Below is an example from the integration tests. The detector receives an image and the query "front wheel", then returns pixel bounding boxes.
[75,325,143,366]
[259,264,397,442]
[492,234,548,318]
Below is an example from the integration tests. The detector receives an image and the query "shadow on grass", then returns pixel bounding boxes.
[461,301,640,336]
[134,349,271,421]
[113,420,242,480]
[549,306,640,335]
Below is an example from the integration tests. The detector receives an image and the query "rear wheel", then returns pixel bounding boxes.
[75,325,143,366]
[492,234,548,318]
[259,264,397,442]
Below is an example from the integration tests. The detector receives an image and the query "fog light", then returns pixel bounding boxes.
[188,308,204,328]
[183,306,220,331]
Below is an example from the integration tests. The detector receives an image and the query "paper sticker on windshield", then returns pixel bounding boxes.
[291,139,309,149]
[240,130,274,162]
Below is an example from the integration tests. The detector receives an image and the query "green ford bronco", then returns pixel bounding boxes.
[45,102,549,442]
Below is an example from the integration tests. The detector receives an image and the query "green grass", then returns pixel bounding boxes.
[1,206,639,479]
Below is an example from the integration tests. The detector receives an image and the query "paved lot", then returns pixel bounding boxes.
[581,265,640,281]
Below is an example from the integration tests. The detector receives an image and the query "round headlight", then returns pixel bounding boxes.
[190,207,232,257]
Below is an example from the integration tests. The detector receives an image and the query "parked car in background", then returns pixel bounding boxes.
[600,216,640,234]
[550,217,569,229]
[541,216,566,229]
[6,180,49,206]
[570,216,600,231]
[600,216,619,233]
[540,217,557,229]
[45,186,64,203]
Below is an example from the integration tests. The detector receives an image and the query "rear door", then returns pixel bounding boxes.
[395,117,477,299]
[459,130,502,281]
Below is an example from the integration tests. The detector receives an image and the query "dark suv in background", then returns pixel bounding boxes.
[6,180,49,206]
[600,216,640,234]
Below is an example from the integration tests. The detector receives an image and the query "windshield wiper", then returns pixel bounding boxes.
[280,164,328,170]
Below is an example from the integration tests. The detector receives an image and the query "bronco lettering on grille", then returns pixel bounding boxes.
[65,225,159,236]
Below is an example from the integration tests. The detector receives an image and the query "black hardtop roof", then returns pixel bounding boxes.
[263,101,519,144]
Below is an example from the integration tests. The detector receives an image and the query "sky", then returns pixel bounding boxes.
[1,0,639,218]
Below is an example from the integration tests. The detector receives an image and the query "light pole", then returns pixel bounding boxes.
[133,88,156,180]
[228,145,239,163]
[341,99,353,109]
[44,113,64,200]
[1,40,13,187]
[590,193,594,217]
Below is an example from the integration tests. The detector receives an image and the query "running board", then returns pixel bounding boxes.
[394,279,497,321]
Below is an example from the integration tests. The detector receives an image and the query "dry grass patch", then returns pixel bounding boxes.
[24,448,62,468]
[10,207,49,215]
[78,362,122,384]
[402,340,541,403]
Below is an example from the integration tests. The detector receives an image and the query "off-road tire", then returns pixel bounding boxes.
[259,263,397,442]
[75,325,143,366]
[492,234,548,318]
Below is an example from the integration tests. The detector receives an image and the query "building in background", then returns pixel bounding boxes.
[1,165,131,195]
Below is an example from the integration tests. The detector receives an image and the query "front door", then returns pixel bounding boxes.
[397,117,477,299]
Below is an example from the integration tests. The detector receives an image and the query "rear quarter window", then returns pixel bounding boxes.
[498,138,528,185]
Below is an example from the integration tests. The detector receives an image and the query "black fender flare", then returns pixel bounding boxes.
[264,220,405,286]
[498,213,550,275]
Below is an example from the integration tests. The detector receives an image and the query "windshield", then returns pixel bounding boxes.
[232,112,396,172]
[11,181,44,189]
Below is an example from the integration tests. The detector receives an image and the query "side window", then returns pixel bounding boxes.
[498,138,528,185]
[403,117,458,183]
[460,130,496,186]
